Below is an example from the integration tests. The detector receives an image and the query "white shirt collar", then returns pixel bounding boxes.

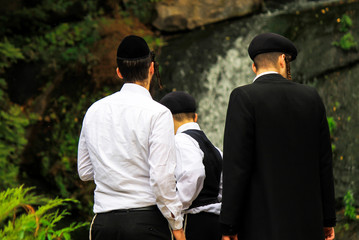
[177,122,201,134]
[121,83,152,99]
[253,71,279,82]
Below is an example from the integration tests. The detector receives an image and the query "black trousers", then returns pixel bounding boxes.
[185,212,221,240]
[90,206,172,240]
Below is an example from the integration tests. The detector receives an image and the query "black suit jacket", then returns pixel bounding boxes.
[220,74,336,240]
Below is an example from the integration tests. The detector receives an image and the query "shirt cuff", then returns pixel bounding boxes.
[168,218,183,230]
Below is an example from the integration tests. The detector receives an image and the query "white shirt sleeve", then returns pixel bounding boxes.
[148,110,183,230]
[175,133,206,211]
[77,120,94,181]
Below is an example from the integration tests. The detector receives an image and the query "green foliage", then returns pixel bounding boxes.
[38,95,87,197]
[343,190,357,221]
[22,18,99,69]
[0,40,37,190]
[37,90,109,208]
[327,117,337,136]
[333,14,357,51]
[340,14,353,32]
[0,185,88,239]
[0,40,24,71]
[143,35,166,49]
[332,32,358,51]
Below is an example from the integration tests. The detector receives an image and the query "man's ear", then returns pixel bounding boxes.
[149,62,154,76]
[116,68,123,79]
[194,113,198,123]
[252,63,257,74]
[278,54,286,69]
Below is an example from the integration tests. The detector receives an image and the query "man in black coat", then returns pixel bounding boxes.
[219,33,336,240]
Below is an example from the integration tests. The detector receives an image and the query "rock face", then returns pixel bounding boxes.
[153,0,263,31]
[158,0,359,201]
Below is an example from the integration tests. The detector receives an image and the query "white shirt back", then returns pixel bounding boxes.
[78,83,183,229]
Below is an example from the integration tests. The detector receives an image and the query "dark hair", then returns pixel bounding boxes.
[253,52,282,69]
[117,55,152,83]
[284,54,292,80]
[117,51,162,91]
[173,112,196,122]
[253,52,292,80]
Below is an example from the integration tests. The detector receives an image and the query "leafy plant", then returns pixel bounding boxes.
[332,32,358,51]
[343,190,357,221]
[339,14,353,32]
[327,117,337,136]
[0,40,37,190]
[0,185,88,239]
[332,14,357,51]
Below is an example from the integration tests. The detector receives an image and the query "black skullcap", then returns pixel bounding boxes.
[117,35,150,60]
[160,91,196,114]
[248,33,297,61]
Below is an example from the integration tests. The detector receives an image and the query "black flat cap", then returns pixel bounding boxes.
[117,35,150,60]
[248,33,297,61]
[160,91,196,114]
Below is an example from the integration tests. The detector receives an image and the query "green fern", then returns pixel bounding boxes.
[0,186,88,239]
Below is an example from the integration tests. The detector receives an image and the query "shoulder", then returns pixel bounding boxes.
[83,94,114,117]
[176,131,200,148]
[228,84,255,107]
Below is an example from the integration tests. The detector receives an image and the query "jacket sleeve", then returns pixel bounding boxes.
[220,88,255,235]
[318,97,336,227]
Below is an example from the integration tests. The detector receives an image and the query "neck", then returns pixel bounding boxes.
[134,77,151,90]
[256,66,279,75]
[174,120,195,134]
[256,67,288,79]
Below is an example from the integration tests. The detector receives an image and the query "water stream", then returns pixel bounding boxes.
[158,0,359,200]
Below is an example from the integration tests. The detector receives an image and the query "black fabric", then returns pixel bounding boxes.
[248,32,298,61]
[185,212,221,240]
[220,74,336,240]
[91,207,171,240]
[183,130,222,209]
[160,91,197,114]
[117,35,150,60]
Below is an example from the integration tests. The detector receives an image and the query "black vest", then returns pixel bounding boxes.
[183,129,222,209]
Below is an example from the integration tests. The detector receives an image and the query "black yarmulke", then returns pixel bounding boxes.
[248,33,297,61]
[117,35,150,60]
[160,91,197,114]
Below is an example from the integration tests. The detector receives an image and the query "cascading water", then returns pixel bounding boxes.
[159,0,359,201]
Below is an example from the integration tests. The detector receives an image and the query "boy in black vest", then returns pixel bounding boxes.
[160,91,223,240]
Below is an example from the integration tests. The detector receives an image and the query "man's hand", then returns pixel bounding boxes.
[222,235,238,240]
[172,228,186,240]
[324,227,335,240]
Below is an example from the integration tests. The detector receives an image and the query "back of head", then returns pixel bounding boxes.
[253,52,282,70]
[116,35,152,83]
[159,91,197,121]
[248,32,297,79]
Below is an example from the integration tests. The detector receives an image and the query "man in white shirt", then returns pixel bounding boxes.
[160,91,223,240]
[78,35,185,240]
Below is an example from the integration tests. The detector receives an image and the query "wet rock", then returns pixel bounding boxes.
[153,0,263,31]
[158,0,359,200]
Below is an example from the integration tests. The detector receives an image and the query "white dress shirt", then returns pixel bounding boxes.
[175,122,222,215]
[78,83,183,230]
